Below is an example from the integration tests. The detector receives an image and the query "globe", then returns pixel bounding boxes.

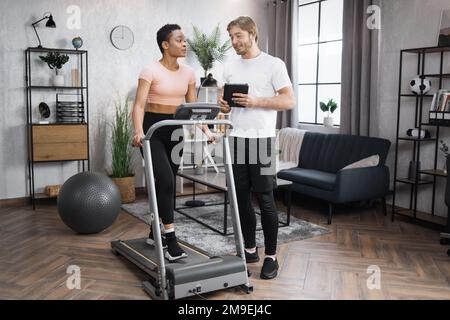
[72,37,83,50]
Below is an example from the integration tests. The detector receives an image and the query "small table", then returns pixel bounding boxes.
[176,168,229,235]
[276,178,293,226]
[175,168,292,235]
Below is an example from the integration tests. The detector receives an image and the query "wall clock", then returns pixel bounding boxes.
[110,25,134,50]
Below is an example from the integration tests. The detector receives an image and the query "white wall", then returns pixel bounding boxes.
[377,0,450,217]
[0,0,268,199]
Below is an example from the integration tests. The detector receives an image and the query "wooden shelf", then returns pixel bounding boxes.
[397,136,436,142]
[394,207,448,231]
[422,73,450,79]
[396,178,434,185]
[31,124,88,162]
[31,122,87,126]
[26,47,87,54]
[400,94,434,97]
[26,47,90,210]
[34,193,57,200]
[28,86,87,90]
[420,169,448,177]
[394,45,450,226]
[421,122,450,127]
[402,45,450,54]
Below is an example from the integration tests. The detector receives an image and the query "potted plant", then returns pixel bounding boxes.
[320,99,338,127]
[39,52,69,86]
[440,140,449,174]
[110,95,135,203]
[187,24,231,86]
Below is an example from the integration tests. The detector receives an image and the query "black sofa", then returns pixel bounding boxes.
[277,132,391,224]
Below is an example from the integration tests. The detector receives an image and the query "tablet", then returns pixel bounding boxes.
[223,83,249,108]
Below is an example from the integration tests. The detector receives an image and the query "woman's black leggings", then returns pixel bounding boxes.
[140,112,183,225]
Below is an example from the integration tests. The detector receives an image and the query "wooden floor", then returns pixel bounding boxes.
[1,191,449,300]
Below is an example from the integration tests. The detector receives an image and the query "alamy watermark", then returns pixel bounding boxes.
[166,128,278,176]
[66,5,81,30]
[367,5,381,30]
[366,265,381,290]
[66,265,81,290]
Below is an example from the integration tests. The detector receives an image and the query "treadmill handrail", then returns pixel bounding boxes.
[143,119,233,141]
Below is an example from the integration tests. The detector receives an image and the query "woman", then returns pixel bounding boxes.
[132,24,213,261]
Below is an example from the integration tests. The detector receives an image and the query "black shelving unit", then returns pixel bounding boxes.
[392,45,450,231]
[25,47,89,209]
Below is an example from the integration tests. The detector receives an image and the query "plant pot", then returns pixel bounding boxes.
[323,116,334,127]
[53,74,65,87]
[111,176,135,203]
[200,75,218,87]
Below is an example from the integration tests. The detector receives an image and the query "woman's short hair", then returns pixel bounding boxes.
[157,24,181,53]
[227,16,258,42]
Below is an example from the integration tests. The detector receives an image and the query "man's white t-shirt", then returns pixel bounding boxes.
[223,52,292,138]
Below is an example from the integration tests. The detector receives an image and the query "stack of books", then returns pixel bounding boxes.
[429,89,450,125]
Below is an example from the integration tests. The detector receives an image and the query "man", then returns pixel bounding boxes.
[219,16,295,279]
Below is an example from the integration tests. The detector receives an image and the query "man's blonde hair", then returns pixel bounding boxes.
[227,16,258,42]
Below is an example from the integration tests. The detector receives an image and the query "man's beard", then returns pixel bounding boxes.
[235,40,253,55]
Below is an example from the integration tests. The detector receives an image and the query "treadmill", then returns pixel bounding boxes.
[111,103,253,300]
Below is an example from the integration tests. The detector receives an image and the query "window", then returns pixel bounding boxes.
[297,0,343,125]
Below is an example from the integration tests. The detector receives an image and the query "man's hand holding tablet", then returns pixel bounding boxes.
[223,83,249,108]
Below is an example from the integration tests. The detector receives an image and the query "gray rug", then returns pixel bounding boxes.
[122,194,329,256]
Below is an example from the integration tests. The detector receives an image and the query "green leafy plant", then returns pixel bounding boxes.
[187,24,231,77]
[39,52,69,74]
[111,96,134,178]
[320,99,338,117]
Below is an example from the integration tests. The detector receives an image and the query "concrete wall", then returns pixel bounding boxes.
[377,0,450,217]
[0,0,268,199]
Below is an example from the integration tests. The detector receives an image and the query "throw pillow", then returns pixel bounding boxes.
[342,155,380,170]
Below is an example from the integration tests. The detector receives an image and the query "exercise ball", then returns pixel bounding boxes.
[57,172,121,234]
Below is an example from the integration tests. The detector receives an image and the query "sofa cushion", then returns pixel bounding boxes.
[298,132,391,173]
[277,168,336,191]
[342,155,380,170]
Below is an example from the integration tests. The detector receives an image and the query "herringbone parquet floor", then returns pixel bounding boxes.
[1,193,449,300]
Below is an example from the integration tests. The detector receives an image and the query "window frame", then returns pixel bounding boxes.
[297,0,343,126]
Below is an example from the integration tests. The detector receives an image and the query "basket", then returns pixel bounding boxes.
[45,184,62,198]
[111,176,136,203]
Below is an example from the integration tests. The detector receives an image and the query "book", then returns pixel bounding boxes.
[71,68,80,87]
[433,90,450,112]
[430,92,438,111]
[445,94,450,112]
[440,93,450,111]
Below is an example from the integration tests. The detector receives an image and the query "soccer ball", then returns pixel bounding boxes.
[410,76,431,95]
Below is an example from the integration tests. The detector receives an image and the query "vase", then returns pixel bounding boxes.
[323,116,334,127]
[53,70,65,87]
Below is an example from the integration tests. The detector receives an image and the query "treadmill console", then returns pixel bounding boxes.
[174,103,220,120]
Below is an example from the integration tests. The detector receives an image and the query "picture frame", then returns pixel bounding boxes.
[438,9,450,47]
